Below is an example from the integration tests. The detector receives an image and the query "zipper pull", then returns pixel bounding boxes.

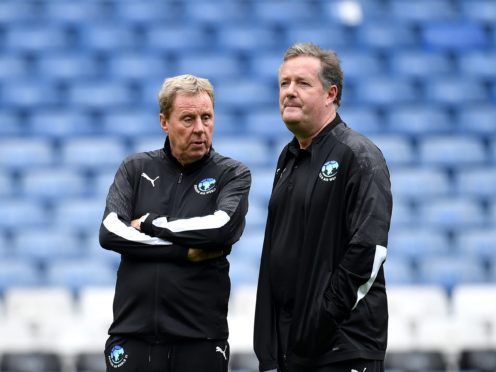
[178,173,183,184]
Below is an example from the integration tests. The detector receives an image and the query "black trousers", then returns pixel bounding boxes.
[104,335,229,372]
[284,358,384,372]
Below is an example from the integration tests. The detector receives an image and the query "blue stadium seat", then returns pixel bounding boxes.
[101,110,160,137]
[458,51,496,79]
[249,169,275,205]
[339,106,384,134]
[61,137,129,169]
[456,105,496,134]
[245,200,269,231]
[76,23,139,52]
[383,256,416,285]
[82,232,121,270]
[252,1,317,23]
[0,111,23,136]
[114,1,177,23]
[54,198,105,233]
[390,200,416,229]
[229,259,260,288]
[131,135,165,154]
[106,52,169,81]
[422,22,488,50]
[424,78,487,106]
[418,198,486,230]
[338,51,385,82]
[0,80,60,108]
[43,1,105,23]
[418,136,487,167]
[36,53,101,80]
[460,0,496,23]
[216,24,281,53]
[387,105,452,135]
[20,168,88,201]
[389,50,453,78]
[145,26,211,53]
[183,1,245,23]
[213,109,245,136]
[244,108,288,139]
[0,55,31,81]
[0,138,54,170]
[354,77,417,105]
[455,167,496,199]
[12,229,83,267]
[46,259,116,293]
[456,229,496,266]
[0,1,38,24]
[93,171,115,198]
[231,230,264,267]
[213,137,273,168]
[248,52,281,81]
[391,167,451,201]
[388,228,451,265]
[417,256,487,293]
[285,24,351,50]
[29,109,95,138]
[0,260,41,293]
[0,200,47,230]
[0,173,15,199]
[368,135,415,166]
[389,0,457,22]
[66,81,134,110]
[176,53,242,81]
[356,22,418,50]
[215,79,278,109]
[4,24,69,52]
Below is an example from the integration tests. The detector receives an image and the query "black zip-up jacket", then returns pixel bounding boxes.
[99,138,251,341]
[254,115,392,370]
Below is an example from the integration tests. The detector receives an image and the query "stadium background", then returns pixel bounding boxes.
[0,0,495,371]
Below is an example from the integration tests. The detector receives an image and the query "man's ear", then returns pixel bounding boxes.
[159,113,169,133]
[326,85,338,106]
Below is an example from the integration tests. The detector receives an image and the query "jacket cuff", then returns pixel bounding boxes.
[141,213,160,236]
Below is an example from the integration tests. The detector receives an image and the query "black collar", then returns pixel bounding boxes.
[162,137,211,172]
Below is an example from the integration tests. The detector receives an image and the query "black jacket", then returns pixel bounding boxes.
[254,116,392,370]
[99,138,251,341]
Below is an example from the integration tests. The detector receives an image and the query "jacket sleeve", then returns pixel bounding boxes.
[324,146,392,324]
[140,163,251,250]
[99,160,189,261]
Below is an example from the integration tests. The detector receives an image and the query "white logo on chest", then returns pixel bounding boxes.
[141,172,159,187]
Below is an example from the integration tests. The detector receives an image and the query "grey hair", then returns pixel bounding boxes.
[282,42,343,107]
[158,74,215,118]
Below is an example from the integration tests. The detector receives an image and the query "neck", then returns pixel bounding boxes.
[296,112,336,149]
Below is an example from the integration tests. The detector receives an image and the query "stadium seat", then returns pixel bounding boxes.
[213,136,273,168]
[458,50,496,79]
[252,1,317,23]
[244,201,269,231]
[389,0,456,22]
[388,228,451,265]
[424,77,487,106]
[460,0,496,23]
[42,1,105,23]
[249,52,282,81]
[285,23,351,50]
[145,25,211,53]
[452,284,496,324]
[78,286,114,330]
[0,55,31,81]
[389,50,453,78]
[339,106,384,134]
[0,260,41,293]
[249,169,275,204]
[131,135,165,154]
[66,80,135,110]
[216,24,281,53]
[231,230,264,267]
[422,22,488,50]
[455,167,496,199]
[0,138,54,170]
[4,24,69,52]
[93,170,117,198]
[61,137,129,169]
[0,172,15,199]
[390,167,451,201]
[12,229,83,267]
[418,136,487,167]
[76,23,139,52]
[36,53,101,80]
[417,256,487,292]
[228,259,259,288]
[46,259,116,293]
[105,52,170,81]
[354,77,417,105]
[244,108,289,139]
[20,168,88,201]
[0,1,38,24]
[54,197,105,232]
[28,109,95,138]
[0,110,23,135]
[338,51,385,82]
[459,350,496,372]
[0,352,63,372]
[215,79,278,109]
[101,110,160,137]
[389,200,416,229]
[0,80,60,108]
[456,104,496,134]
[456,229,496,267]
[1,200,47,230]
[176,53,242,81]
[417,198,486,230]
[383,256,417,285]
[114,0,178,23]
[387,105,453,135]
[356,22,418,50]
[183,0,245,23]
[367,135,415,166]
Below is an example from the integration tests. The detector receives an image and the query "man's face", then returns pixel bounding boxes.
[160,93,214,166]
[279,56,335,137]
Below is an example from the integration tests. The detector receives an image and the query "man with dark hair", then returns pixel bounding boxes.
[100,74,251,372]
[254,43,392,372]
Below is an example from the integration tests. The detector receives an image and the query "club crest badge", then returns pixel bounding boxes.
[319,160,339,182]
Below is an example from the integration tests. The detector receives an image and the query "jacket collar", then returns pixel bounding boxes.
[162,137,212,172]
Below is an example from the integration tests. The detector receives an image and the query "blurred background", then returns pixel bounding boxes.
[0,0,495,371]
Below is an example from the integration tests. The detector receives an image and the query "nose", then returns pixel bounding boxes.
[192,117,205,133]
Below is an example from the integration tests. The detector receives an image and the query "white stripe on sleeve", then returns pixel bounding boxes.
[352,245,387,310]
[103,212,172,245]
[152,210,230,233]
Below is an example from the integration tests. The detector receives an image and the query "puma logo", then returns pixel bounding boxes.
[141,173,159,187]
[215,345,227,360]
